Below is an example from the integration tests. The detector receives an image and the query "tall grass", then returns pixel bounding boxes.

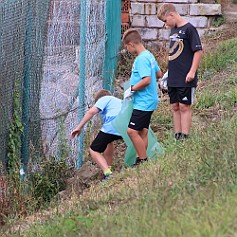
[199,38,237,80]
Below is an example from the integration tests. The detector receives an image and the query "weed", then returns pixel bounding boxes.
[194,90,217,109]
[199,38,237,78]
[29,157,72,209]
[1,82,74,227]
[212,16,225,27]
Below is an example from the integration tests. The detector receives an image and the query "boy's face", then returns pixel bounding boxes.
[162,12,176,28]
[124,42,137,54]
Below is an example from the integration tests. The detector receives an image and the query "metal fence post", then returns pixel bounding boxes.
[78,0,87,168]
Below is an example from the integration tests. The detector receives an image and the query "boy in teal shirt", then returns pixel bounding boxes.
[123,29,162,166]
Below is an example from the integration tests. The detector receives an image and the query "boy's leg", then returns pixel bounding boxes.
[178,87,194,136]
[127,109,152,161]
[179,103,192,135]
[89,148,109,172]
[103,142,114,167]
[169,88,182,137]
[139,128,149,150]
[169,87,194,138]
[89,131,119,173]
[127,128,147,159]
[171,102,182,134]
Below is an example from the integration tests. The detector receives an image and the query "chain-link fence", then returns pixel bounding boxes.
[0,0,121,172]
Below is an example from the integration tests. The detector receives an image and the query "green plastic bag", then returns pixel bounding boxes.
[112,98,164,167]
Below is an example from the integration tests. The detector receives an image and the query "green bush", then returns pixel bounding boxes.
[29,157,72,208]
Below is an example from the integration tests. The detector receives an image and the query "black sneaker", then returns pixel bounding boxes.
[180,133,189,140]
[175,132,182,140]
[133,157,148,167]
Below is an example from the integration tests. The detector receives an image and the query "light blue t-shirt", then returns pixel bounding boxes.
[130,50,160,111]
[94,96,122,136]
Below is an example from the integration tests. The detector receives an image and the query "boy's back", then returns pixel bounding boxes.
[131,50,159,111]
[94,95,122,136]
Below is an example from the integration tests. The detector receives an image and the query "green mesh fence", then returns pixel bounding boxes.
[0,0,121,171]
[103,0,121,92]
[0,0,51,168]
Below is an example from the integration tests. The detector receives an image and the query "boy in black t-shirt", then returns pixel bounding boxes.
[157,3,203,140]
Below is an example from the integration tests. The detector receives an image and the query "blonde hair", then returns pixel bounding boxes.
[122,28,142,45]
[157,3,177,20]
[94,89,112,102]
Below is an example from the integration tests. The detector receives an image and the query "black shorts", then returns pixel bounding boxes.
[128,109,153,131]
[168,87,195,105]
[90,131,122,153]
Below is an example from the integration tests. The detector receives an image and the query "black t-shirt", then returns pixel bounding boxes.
[168,23,202,87]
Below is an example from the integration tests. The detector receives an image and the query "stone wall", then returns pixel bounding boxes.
[128,0,222,47]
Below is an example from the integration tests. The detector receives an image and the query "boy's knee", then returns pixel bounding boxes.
[172,102,179,111]
[127,128,136,137]
[179,103,191,112]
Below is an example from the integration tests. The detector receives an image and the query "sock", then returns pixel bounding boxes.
[104,168,112,177]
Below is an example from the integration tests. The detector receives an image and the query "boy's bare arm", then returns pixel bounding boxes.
[186,50,203,83]
[71,106,99,139]
[131,76,150,91]
[156,70,162,79]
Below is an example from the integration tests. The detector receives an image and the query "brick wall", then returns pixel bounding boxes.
[122,0,131,35]
[125,0,222,47]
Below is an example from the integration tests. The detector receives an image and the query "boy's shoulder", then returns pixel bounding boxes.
[172,22,197,32]
[136,50,155,60]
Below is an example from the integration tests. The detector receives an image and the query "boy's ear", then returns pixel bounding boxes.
[169,12,175,17]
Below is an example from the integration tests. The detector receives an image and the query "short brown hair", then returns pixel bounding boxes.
[94,89,112,102]
[122,28,142,45]
[157,3,177,20]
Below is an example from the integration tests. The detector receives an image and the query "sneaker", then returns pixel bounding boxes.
[181,133,189,139]
[101,174,113,182]
[175,132,182,140]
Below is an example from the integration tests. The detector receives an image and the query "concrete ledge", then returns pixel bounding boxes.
[184,16,208,28]
[190,4,222,15]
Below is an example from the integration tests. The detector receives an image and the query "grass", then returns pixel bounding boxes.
[199,38,237,80]
[195,75,237,110]
[2,33,237,237]
[12,113,237,237]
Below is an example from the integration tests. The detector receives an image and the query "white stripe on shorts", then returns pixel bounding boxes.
[191,87,195,105]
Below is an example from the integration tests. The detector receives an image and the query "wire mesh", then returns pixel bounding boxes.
[0,0,51,167]
[0,0,120,172]
[40,0,106,166]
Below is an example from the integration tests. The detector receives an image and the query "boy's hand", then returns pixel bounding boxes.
[71,128,82,139]
[124,87,134,99]
[186,71,195,83]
